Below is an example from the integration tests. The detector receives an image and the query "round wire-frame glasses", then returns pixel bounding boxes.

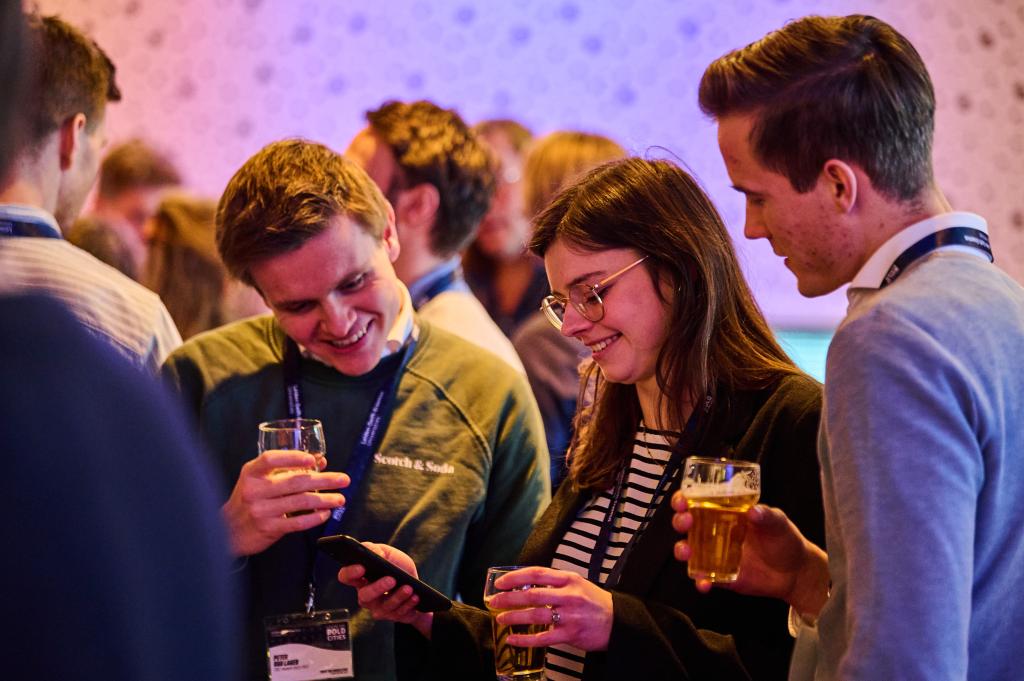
[540,255,649,330]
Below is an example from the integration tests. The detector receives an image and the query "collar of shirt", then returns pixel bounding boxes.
[848,211,989,291]
[406,256,463,307]
[298,280,416,366]
[0,204,62,237]
[384,281,417,356]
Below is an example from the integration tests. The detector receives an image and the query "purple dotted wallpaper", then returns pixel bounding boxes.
[37,0,1024,328]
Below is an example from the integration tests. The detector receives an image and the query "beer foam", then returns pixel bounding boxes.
[682,475,758,498]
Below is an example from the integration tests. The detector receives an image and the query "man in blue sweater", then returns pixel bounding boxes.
[674,14,1024,681]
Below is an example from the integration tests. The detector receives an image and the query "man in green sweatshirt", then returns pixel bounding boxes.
[163,138,550,681]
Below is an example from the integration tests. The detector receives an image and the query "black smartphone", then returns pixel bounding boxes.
[317,534,453,612]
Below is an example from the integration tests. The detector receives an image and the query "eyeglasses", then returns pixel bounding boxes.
[541,256,649,330]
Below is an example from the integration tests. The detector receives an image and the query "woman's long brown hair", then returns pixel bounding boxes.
[529,157,801,491]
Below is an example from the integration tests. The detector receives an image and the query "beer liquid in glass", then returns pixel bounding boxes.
[686,490,759,583]
[486,600,545,681]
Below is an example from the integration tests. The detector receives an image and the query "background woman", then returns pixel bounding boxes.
[463,119,545,338]
[340,157,824,681]
[511,131,626,487]
[143,192,266,339]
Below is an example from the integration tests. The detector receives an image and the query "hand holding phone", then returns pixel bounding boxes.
[318,534,452,612]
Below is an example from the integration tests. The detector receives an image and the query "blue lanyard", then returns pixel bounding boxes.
[0,215,61,239]
[587,394,712,588]
[881,227,992,288]
[281,336,418,611]
[411,265,468,310]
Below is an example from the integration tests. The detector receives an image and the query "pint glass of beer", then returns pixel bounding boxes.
[681,457,760,583]
[483,566,546,681]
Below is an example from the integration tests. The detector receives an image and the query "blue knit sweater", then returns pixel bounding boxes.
[803,250,1024,680]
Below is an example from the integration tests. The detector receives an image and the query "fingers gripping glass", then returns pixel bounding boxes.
[541,255,649,330]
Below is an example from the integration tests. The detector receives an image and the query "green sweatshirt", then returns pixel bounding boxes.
[163,315,551,681]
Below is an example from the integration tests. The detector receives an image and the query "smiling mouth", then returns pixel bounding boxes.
[325,322,369,349]
[586,333,621,354]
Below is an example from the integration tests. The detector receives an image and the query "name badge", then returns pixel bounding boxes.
[264,610,354,680]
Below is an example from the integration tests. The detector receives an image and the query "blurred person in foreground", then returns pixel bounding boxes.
[346,100,525,373]
[162,139,549,681]
[71,138,181,277]
[674,14,1024,681]
[511,130,626,488]
[462,118,549,338]
[143,192,266,339]
[0,13,180,370]
[339,157,824,681]
[0,0,28,169]
[1,293,239,680]
[1,12,236,678]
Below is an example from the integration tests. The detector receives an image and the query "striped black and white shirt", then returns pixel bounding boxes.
[545,426,679,681]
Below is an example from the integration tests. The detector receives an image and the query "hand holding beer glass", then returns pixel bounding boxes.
[257,418,327,517]
[680,457,760,584]
[484,567,546,681]
[224,418,347,556]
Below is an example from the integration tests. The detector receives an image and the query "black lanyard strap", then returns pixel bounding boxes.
[587,395,712,588]
[881,227,992,288]
[281,336,418,611]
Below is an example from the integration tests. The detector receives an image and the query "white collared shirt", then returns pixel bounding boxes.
[848,211,989,290]
[383,281,417,357]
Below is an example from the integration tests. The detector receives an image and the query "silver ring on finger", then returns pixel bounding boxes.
[548,605,561,626]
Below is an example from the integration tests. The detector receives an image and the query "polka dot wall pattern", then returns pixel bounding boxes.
[39,0,1024,328]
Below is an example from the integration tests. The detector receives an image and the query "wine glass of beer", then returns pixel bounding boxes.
[681,457,760,583]
[483,566,546,681]
[257,418,326,515]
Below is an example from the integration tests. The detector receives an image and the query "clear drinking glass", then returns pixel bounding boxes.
[257,418,325,515]
[258,418,325,458]
[680,457,761,583]
[483,566,546,681]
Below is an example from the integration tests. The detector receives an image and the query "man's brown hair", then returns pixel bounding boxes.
[216,139,390,286]
[699,14,935,202]
[98,139,181,198]
[366,100,495,258]
[26,13,121,147]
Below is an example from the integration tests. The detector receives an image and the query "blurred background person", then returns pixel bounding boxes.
[73,137,182,277]
[0,13,181,371]
[346,99,525,373]
[66,213,137,278]
[512,130,626,487]
[339,157,824,681]
[143,192,267,339]
[463,118,549,338]
[2,8,238,679]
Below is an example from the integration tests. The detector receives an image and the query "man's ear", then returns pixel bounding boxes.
[381,202,401,264]
[821,159,858,214]
[58,113,87,171]
[394,182,440,231]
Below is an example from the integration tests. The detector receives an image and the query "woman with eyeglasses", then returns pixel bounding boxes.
[337,157,825,681]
